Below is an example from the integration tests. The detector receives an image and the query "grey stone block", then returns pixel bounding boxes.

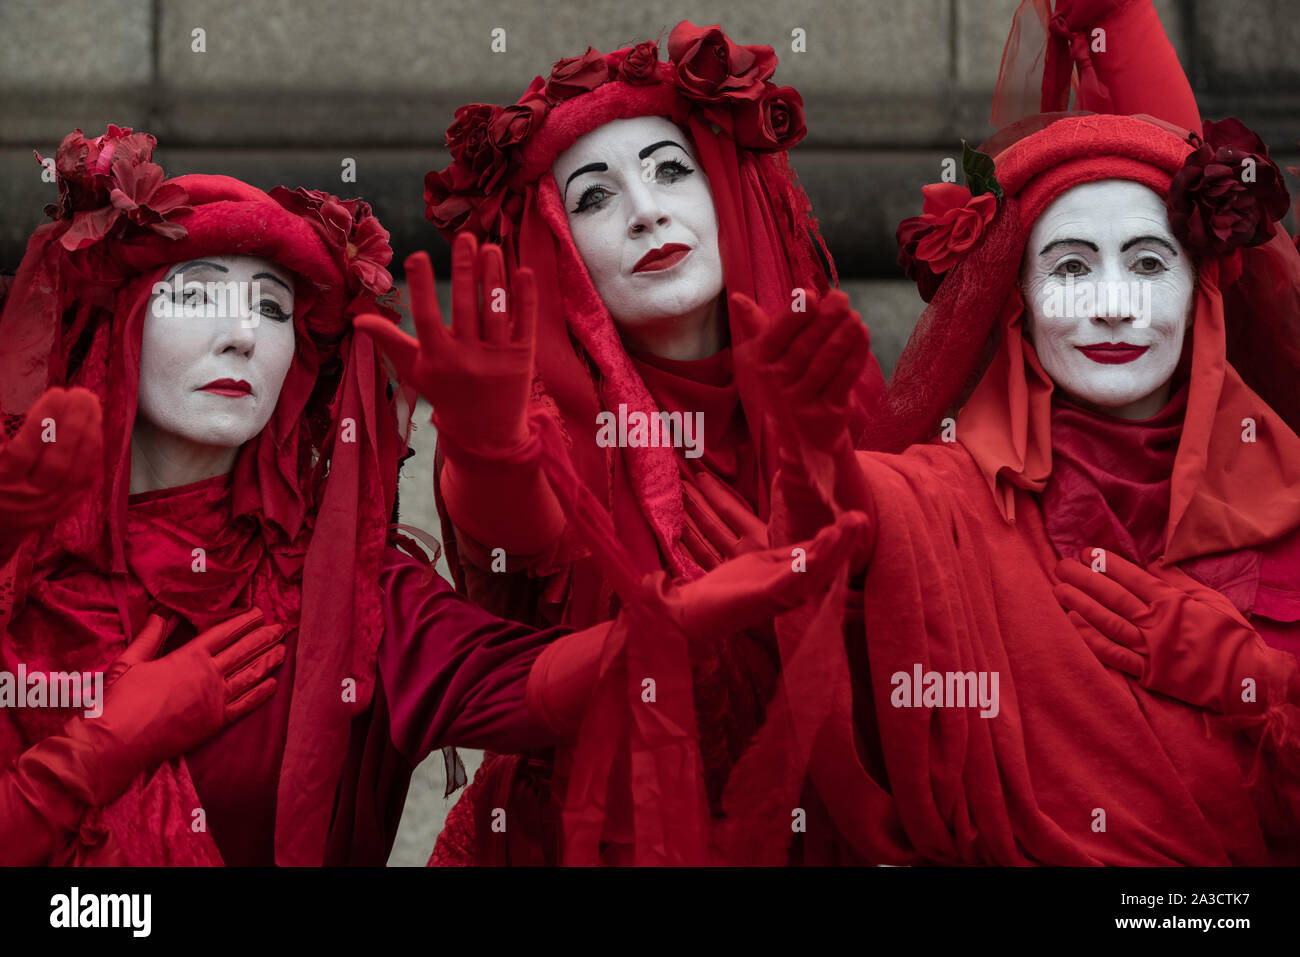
[0,0,152,90]
[150,0,952,147]
[1196,0,1300,91]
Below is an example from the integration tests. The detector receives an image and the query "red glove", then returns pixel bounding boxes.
[527,514,869,736]
[729,289,875,541]
[0,386,103,555]
[0,608,286,865]
[355,233,536,455]
[355,235,564,557]
[679,461,768,572]
[1055,549,1300,715]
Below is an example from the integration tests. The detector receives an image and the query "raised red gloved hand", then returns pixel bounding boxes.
[0,386,103,553]
[1055,548,1300,715]
[354,233,537,456]
[679,460,768,572]
[0,608,286,864]
[729,289,874,538]
[730,288,870,453]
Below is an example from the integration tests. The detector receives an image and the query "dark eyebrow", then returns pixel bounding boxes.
[253,272,293,293]
[1038,238,1099,256]
[638,140,687,160]
[564,162,608,198]
[1121,235,1178,256]
[167,259,229,279]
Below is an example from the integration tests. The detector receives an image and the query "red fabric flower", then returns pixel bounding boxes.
[490,100,547,150]
[107,161,190,241]
[618,41,660,84]
[424,169,475,235]
[445,104,510,194]
[270,186,353,247]
[270,187,394,296]
[545,47,610,101]
[343,204,394,297]
[41,125,158,222]
[910,183,998,274]
[667,21,776,103]
[895,218,944,303]
[733,84,806,151]
[1167,118,1290,257]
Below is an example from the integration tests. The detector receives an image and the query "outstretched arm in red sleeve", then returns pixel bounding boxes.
[524,516,869,739]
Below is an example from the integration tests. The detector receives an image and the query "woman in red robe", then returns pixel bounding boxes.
[358,21,886,864]
[675,104,1300,865]
[0,127,627,866]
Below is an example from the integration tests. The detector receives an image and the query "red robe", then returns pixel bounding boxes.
[1,473,566,865]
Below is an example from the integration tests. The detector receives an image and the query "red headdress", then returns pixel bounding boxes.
[880,111,1300,569]
[424,22,886,620]
[0,127,410,864]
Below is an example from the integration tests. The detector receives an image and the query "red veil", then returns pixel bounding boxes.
[0,128,411,864]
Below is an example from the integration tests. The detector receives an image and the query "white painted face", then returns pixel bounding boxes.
[138,254,296,448]
[1022,180,1195,420]
[553,115,724,338]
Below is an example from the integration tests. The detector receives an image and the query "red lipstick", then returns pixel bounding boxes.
[633,243,691,273]
[1075,343,1149,365]
[199,378,253,397]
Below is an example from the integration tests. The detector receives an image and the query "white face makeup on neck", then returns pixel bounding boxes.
[553,115,725,360]
[1021,179,1195,420]
[131,254,297,493]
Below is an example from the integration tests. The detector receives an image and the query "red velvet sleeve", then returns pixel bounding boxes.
[436,427,567,567]
[376,545,570,762]
[1239,615,1300,841]
[524,621,611,737]
[0,717,132,866]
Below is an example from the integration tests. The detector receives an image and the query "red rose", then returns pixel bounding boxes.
[895,217,944,302]
[424,168,475,236]
[444,103,510,194]
[270,186,353,249]
[667,21,776,103]
[911,183,998,274]
[106,160,190,239]
[733,84,806,150]
[545,47,609,101]
[57,149,191,252]
[517,75,549,109]
[490,99,546,150]
[618,41,659,84]
[344,204,394,296]
[1167,117,1289,257]
[40,125,160,223]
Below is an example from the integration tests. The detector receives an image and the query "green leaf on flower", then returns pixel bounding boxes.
[961,140,1003,201]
